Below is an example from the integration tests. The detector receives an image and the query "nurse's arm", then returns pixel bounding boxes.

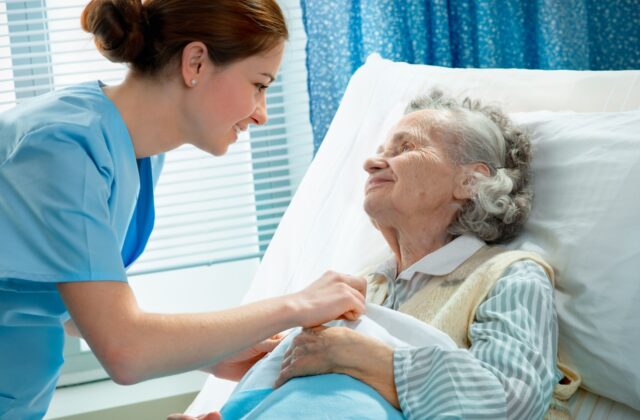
[56,272,366,385]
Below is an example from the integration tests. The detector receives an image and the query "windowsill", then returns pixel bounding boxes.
[45,371,208,419]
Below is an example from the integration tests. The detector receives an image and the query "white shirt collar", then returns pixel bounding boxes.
[377,234,486,280]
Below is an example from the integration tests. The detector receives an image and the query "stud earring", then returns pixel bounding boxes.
[191,79,198,86]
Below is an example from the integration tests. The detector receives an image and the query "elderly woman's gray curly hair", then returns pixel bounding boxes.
[406,90,533,244]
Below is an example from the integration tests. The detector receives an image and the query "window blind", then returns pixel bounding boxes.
[0,0,314,277]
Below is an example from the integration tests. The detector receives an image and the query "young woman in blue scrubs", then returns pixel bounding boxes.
[0,1,366,418]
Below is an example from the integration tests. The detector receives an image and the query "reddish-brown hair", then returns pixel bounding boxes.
[81,0,288,75]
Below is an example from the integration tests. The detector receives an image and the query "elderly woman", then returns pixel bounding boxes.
[182,91,575,420]
[272,90,572,419]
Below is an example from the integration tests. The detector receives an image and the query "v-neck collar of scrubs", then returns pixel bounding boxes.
[121,157,155,268]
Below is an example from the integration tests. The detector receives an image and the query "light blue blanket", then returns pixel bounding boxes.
[220,373,404,419]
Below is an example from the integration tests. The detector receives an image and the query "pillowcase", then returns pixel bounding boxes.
[509,110,640,410]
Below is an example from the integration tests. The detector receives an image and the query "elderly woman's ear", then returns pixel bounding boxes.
[453,162,491,200]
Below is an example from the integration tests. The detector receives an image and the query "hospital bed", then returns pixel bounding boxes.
[187,55,640,418]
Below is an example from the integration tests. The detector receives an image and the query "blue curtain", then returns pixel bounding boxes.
[301,0,640,152]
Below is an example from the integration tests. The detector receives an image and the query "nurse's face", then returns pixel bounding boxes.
[187,43,284,156]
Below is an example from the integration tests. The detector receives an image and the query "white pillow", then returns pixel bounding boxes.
[509,111,640,410]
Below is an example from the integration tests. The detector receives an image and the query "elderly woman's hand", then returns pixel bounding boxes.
[275,326,400,409]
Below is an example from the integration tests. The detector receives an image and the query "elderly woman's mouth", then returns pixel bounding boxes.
[366,176,394,191]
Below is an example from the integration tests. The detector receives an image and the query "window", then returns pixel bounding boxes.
[0,0,313,385]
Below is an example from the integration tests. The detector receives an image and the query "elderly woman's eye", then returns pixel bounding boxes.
[401,142,414,152]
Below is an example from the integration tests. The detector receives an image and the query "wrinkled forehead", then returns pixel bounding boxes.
[376,109,448,153]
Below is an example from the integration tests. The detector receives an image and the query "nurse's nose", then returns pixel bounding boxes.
[250,95,268,126]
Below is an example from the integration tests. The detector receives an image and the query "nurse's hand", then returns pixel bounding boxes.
[291,271,367,328]
[202,334,283,381]
[166,411,221,420]
[275,326,399,408]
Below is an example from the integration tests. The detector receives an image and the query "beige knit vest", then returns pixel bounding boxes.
[364,246,581,419]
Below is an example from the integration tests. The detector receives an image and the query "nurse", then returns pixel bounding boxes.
[0,0,366,418]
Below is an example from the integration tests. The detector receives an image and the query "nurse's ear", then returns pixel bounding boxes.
[181,41,208,88]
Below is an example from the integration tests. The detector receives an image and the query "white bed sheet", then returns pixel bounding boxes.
[231,303,456,395]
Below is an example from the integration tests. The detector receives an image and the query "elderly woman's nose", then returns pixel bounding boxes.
[363,155,389,173]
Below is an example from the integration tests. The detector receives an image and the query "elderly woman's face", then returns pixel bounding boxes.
[363,110,463,226]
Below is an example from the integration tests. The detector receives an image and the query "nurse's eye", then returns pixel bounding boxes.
[255,83,269,93]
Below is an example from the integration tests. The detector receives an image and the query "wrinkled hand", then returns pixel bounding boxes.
[292,271,367,328]
[204,335,283,381]
[275,326,399,408]
[275,326,363,387]
[166,411,220,420]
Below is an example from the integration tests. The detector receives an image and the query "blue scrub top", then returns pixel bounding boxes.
[0,81,162,419]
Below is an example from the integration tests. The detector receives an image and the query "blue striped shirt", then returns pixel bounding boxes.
[376,238,562,419]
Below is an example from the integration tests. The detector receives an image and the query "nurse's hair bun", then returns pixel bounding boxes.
[81,0,146,64]
[81,0,288,76]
